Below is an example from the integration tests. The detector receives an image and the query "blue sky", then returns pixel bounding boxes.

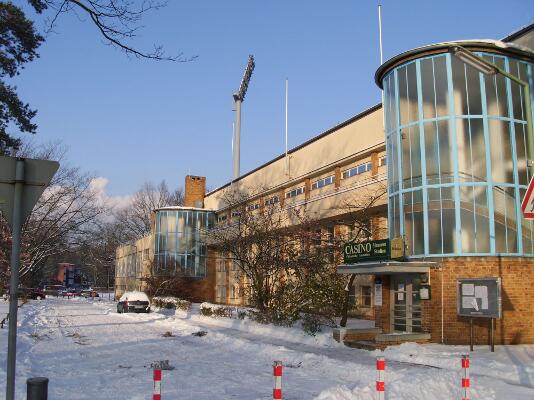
[13,0,534,197]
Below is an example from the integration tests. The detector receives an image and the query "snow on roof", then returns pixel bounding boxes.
[119,291,150,302]
[154,206,214,212]
[375,39,534,88]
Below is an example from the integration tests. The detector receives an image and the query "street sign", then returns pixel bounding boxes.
[521,175,534,219]
[0,156,59,230]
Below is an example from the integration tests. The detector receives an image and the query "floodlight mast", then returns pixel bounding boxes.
[233,55,255,180]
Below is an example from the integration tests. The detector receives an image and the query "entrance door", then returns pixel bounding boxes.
[391,275,422,333]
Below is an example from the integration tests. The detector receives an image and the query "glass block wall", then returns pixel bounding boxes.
[383,51,534,257]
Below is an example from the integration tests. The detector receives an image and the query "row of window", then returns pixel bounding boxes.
[216,155,386,222]
[342,162,373,179]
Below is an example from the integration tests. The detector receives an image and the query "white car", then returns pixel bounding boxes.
[117,291,151,313]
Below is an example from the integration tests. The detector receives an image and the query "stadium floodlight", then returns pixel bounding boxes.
[233,55,255,180]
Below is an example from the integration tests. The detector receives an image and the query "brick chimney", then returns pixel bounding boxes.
[184,175,206,208]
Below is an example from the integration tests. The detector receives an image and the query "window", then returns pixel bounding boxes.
[231,285,238,299]
[217,214,227,223]
[342,162,372,179]
[231,211,241,219]
[286,186,304,198]
[379,156,387,167]
[217,258,227,272]
[143,248,150,260]
[216,285,227,299]
[311,175,335,190]
[265,195,279,206]
[360,286,372,307]
[348,285,356,308]
[247,203,259,211]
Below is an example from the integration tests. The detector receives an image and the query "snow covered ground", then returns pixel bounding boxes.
[0,297,533,399]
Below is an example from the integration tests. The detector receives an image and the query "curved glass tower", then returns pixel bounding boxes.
[154,207,214,277]
[377,42,534,257]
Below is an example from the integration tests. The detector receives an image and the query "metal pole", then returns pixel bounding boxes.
[378,4,383,65]
[521,82,534,179]
[491,318,495,352]
[469,318,474,352]
[6,159,25,400]
[285,79,289,177]
[233,97,242,180]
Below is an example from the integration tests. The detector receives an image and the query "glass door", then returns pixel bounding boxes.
[391,275,422,333]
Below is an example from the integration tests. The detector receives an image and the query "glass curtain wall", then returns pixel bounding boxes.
[154,209,214,277]
[384,52,534,257]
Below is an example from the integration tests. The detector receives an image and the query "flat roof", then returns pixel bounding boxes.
[154,206,213,212]
[205,103,382,198]
[375,39,534,88]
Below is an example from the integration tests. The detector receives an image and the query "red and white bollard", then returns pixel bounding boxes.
[273,361,283,400]
[461,355,470,400]
[376,356,385,400]
[153,369,162,400]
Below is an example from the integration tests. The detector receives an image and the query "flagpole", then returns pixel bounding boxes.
[285,78,289,177]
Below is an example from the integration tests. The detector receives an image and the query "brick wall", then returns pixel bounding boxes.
[427,257,534,344]
[375,275,390,332]
[183,255,216,303]
[371,257,534,344]
[184,175,206,207]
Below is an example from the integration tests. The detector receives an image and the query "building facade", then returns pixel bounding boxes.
[349,29,534,344]
[115,176,216,301]
[204,105,388,313]
[114,24,534,345]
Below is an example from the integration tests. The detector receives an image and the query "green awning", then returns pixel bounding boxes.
[337,260,437,275]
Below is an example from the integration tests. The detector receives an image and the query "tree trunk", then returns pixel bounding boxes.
[339,274,356,327]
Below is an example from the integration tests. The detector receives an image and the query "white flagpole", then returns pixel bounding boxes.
[378,4,384,65]
[285,78,289,176]
[232,122,235,182]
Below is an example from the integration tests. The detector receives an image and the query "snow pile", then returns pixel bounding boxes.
[1,298,533,399]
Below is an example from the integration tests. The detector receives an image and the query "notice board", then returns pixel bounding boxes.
[457,277,501,319]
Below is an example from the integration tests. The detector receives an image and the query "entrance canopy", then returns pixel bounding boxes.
[337,260,436,275]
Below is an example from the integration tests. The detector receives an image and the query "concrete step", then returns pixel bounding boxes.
[343,340,379,351]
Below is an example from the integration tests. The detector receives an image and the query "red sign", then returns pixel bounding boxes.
[521,176,534,219]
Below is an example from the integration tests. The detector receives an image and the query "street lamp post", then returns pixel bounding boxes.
[449,45,534,178]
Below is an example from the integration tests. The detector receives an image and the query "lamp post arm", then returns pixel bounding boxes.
[452,45,534,179]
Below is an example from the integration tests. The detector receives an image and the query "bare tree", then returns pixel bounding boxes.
[0,141,110,281]
[207,188,345,327]
[31,0,193,61]
[332,183,388,327]
[114,181,183,242]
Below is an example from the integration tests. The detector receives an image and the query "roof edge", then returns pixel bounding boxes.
[375,39,534,88]
[205,103,382,198]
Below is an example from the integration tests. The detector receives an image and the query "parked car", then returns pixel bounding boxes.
[14,288,45,300]
[43,285,64,297]
[117,291,150,313]
[81,289,99,298]
[60,288,79,298]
